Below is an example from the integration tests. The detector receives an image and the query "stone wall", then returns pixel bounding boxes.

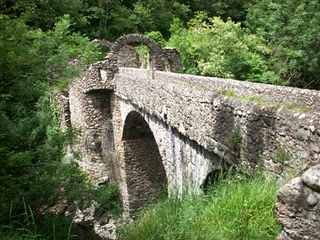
[122,138,166,215]
[276,164,320,240]
[82,34,181,92]
[115,68,320,180]
[108,34,166,72]
[153,70,320,112]
[68,74,115,185]
[54,91,71,130]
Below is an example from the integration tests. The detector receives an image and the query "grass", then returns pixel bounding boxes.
[1,197,83,240]
[220,89,310,112]
[275,147,290,164]
[119,172,281,240]
[228,127,242,152]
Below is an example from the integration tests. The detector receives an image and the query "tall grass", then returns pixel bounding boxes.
[0,197,78,240]
[120,173,280,240]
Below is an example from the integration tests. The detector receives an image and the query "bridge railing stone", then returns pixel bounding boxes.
[153,71,320,112]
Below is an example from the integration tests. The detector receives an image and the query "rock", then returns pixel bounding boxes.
[295,128,310,141]
[306,193,318,207]
[264,160,283,174]
[276,166,320,240]
[301,164,320,192]
[309,125,316,133]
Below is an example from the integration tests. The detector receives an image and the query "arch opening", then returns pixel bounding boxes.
[121,111,167,214]
[109,34,166,72]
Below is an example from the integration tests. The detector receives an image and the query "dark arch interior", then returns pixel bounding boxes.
[122,112,154,140]
[201,169,227,193]
[122,111,167,215]
[201,162,234,193]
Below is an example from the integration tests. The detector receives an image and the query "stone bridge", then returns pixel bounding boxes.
[58,34,320,215]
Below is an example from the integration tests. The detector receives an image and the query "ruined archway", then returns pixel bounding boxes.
[102,34,180,85]
[110,34,165,71]
[121,111,167,214]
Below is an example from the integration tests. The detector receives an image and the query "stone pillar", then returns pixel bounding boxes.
[68,60,117,185]
[163,48,181,73]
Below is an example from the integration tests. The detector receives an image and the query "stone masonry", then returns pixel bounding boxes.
[60,34,320,235]
[276,164,320,240]
[115,68,320,181]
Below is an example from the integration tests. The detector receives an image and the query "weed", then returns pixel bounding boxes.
[284,103,295,110]
[1,198,80,240]
[228,127,242,152]
[220,88,236,97]
[119,172,280,240]
[106,120,113,131]
[91,130,99,138]
[93,184,122,215]
[275,147,290,164]
[299,105,310,113]
[284,103,310,112]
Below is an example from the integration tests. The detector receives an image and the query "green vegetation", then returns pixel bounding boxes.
[228,127,242,153]
[221,89,265,104]
[246,0,320,89]
[220,89,310,112]
[167,0,320,89]
[275,147,290,164]
[284,103,310,113]
[120,172,280,240]
[0,12,120,239]
[168,12,278,83]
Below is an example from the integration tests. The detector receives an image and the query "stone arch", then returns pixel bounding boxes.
[105,34,166,79]
[110,34,165,71]
[121,111,167,214]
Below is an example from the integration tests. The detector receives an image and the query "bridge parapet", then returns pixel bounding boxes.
[74,60,115,93]
[153,71,320,112]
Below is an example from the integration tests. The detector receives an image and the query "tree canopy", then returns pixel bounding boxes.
[168,12,278,83]
[246,0,320,88]
[0,11,118,239]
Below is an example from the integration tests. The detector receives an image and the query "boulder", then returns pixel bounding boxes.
[276,164,320,240]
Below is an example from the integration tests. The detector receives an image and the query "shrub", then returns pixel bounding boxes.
[168,12,278,83]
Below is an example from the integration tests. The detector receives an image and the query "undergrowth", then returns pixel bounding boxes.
[120,172,280,240]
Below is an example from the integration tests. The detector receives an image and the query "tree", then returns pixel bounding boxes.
[120,0,190,39]
[0,14,118,238]
[246,0,320,88]
[178,0,257,23]
[0,0,86,30]
[168,12,278,83]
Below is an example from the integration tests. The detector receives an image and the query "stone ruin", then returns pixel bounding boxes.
[55,33,320,239]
